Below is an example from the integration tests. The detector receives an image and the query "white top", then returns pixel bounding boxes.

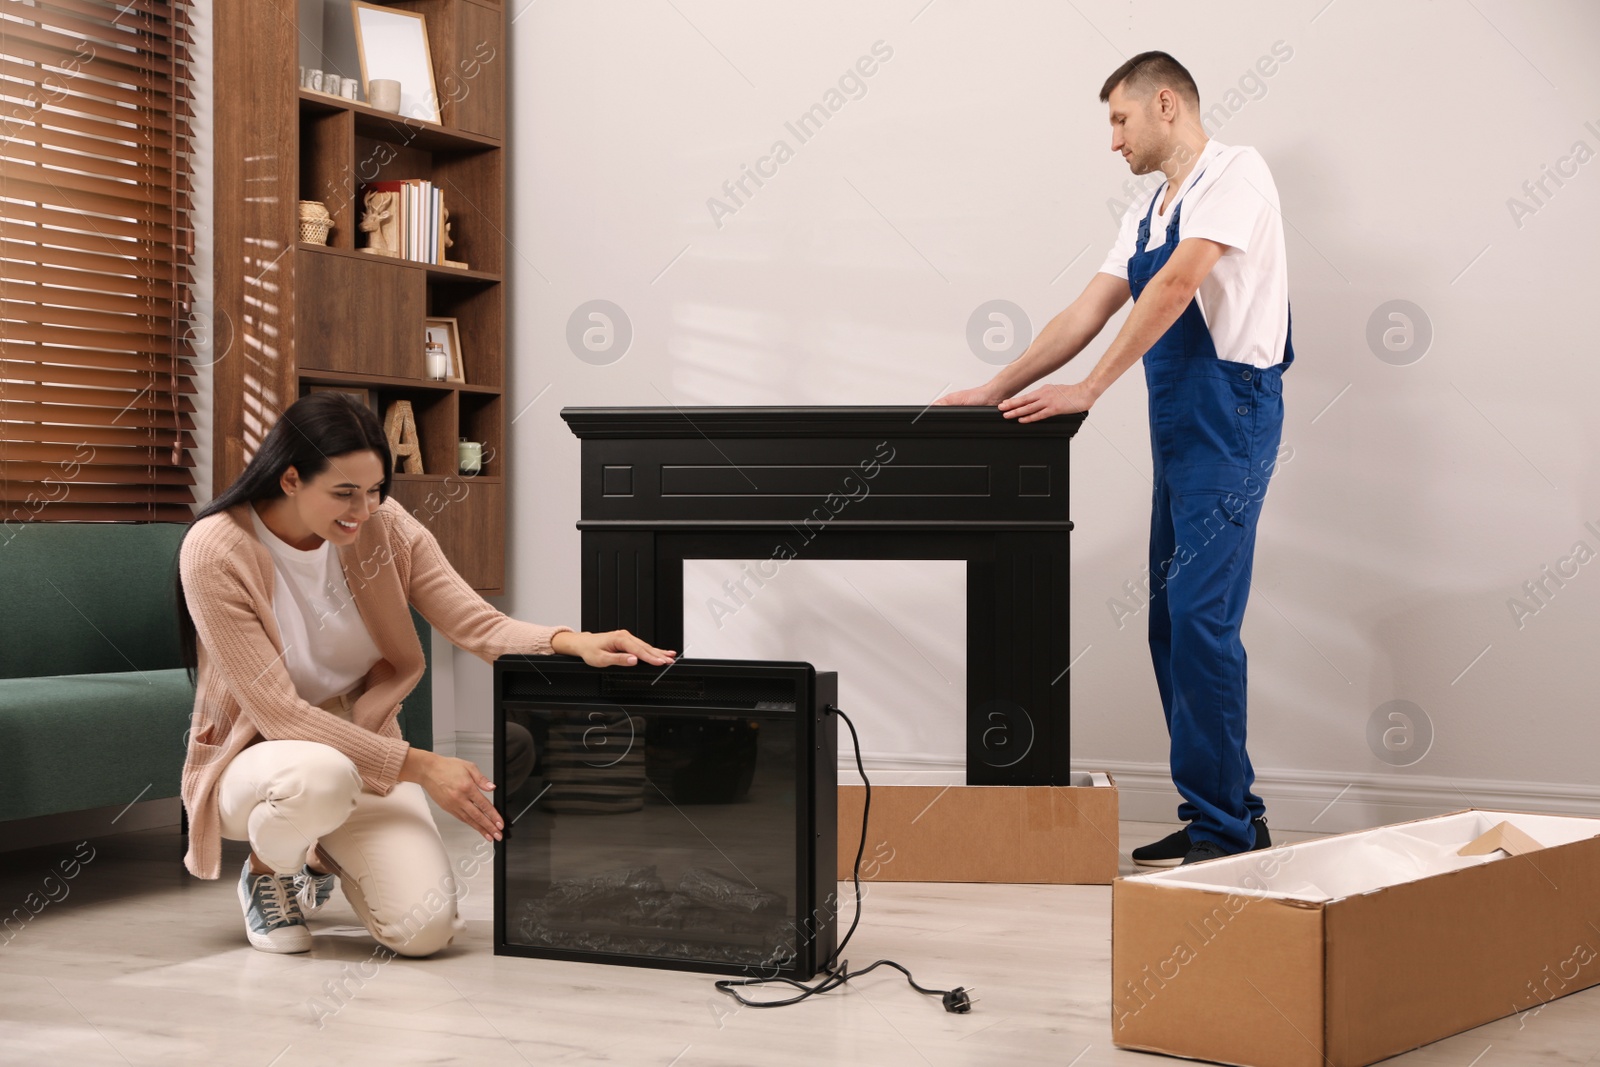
[249,504,383,709]
[1098,139,1291,369]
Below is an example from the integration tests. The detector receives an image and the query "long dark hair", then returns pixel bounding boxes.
[175,392,393,678]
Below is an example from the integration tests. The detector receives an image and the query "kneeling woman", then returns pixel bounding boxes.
[176,393,672,956]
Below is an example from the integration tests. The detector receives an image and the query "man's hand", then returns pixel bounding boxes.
[933,384,1006,407]
[551,628,676,668]
[999,382,1099,423]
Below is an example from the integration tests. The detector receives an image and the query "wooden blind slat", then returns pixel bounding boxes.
[2,161,174,214]
[0,439,194,467]
[1,358,194,392]
[0,209,176,255]
[1,118,175,171]
[0,302,176,335]
[0,60,177,134]
[1,317,177,355]
[0,237,179,281]
[0,399,194,432]
[1,137,173,186]
[1,489,195,511]
[0,344,188,375]
[0,257,175,297]
[17,0,177,56]
[0,285,174,321]
[0,421,194,449]
[33,0,173,40]
[0,38,173,103]
[0,380,195,412]
[0,10,175,79]
[2,95,176,152]
[1,278,173,315]
[1,500,194,521]
[2,460,192,484]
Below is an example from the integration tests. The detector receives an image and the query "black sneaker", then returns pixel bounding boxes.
[1132,817,1271,868]
[1182,840,1228,865]
[1131,827,1193,868]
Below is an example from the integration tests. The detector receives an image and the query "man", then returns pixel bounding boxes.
[938,51,1293,866]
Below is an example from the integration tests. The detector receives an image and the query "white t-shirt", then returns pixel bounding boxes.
[1097,139,1291,369]
[249,505,383,709]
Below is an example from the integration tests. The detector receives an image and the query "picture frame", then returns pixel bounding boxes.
[425,316,465,383]
[350,2,441,125]
[307,384,375,411]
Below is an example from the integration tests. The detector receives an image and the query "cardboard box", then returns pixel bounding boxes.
[837,772,1118,884]
[1111,809,1600,1067]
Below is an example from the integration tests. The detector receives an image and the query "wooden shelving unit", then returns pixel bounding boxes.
[214,0,508,593]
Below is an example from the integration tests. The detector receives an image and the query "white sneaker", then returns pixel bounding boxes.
[296,863,337,915]
[237,859,311,954]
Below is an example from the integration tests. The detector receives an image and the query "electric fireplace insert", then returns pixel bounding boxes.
[493,657,838,978]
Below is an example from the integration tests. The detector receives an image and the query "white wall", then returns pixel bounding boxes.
[457,0,1600,831]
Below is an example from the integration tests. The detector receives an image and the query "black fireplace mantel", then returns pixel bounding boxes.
[561,405,1086,785]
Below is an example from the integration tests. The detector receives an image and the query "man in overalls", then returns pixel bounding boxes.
[938,51,1293,865]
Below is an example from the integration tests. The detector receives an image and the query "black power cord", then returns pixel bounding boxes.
[713,704,974,1014]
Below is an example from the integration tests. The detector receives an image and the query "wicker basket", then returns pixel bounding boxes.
[298,216,333,245]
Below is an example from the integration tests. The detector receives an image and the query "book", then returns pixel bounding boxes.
[360,178,445,265]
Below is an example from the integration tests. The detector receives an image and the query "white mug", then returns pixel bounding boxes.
[368,79,401,113]
[308,69,324,92]
[340,80,359,101]
[324,74,342,96]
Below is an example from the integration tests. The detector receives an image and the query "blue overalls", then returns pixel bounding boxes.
[1127,169,1294,852]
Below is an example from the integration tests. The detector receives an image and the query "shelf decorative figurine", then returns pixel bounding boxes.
[441,207,469,270]
[359,189,400,257]
[383,400,424,475]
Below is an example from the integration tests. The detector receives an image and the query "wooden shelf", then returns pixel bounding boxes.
[300,368,459,393]
[297,89,501,152]
[297,242,502,284]
[217,0,509,593]
[423,261,501,284]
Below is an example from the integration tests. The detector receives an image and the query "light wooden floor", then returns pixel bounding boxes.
[2,809,1596,1066]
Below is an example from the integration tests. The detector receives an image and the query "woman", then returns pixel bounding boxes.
[175,393,672,957]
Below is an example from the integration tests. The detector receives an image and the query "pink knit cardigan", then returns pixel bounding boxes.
[179,497,569,879]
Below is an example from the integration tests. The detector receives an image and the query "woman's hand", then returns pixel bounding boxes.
[400,748,503,842]
[551,628,676,667]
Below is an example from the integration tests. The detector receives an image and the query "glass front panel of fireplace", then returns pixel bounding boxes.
[501,704,801,971]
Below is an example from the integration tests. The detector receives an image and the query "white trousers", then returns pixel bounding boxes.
[217,733,467,958]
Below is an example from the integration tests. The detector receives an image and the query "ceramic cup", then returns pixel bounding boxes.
[324,74,342,96]
[340,79,359,101]
[458,440,483,476]
[308,69,324,92]
[368,79,401,113]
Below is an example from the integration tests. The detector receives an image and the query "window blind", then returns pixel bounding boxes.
[1,0,196,523]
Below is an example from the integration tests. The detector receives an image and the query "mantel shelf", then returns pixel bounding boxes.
[560,406,1088,440]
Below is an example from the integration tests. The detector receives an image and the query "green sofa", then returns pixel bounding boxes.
[0,521,433,826]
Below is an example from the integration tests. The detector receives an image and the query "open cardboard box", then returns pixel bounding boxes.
[837,772,1118,884]
[1112,809,1600,1067]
